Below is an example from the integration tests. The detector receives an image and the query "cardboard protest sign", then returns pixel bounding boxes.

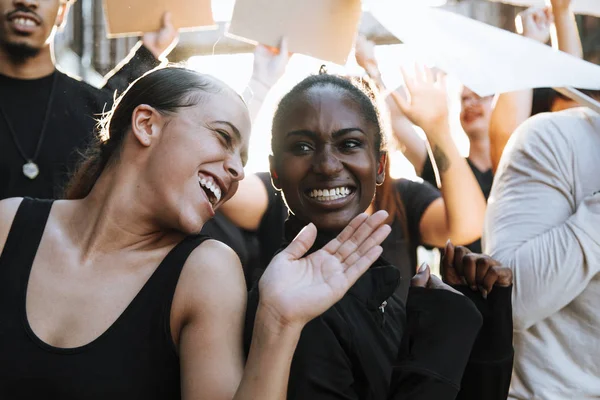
[227,0,363,65]
[103,0,215,38]
[370,0,600,97]
[488,0,600,18]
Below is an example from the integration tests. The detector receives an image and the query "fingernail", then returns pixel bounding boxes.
[471,285,477,291]
[482,289,488,299]
[419,263,428,273]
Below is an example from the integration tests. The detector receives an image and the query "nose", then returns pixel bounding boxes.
[224,154,245,182]
[312,146,343,177]
[13,0,38,8]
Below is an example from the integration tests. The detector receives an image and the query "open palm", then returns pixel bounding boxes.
[258,211,391,327]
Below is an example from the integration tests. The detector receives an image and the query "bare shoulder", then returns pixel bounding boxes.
[0,198,25,256]
[175,239,247,318]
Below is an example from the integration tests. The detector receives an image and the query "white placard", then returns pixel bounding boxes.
[370,1,600,97]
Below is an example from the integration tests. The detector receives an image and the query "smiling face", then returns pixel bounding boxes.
[459,87,493,141]
[0,0,67,59]
[271,84,385,233]
[140,88,251,234]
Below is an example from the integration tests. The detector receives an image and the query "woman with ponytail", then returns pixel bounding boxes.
[0,67,390,399]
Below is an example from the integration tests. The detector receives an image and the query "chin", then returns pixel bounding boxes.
[2,40,42,60]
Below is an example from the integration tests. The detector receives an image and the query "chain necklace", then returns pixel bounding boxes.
[0,72,59,180]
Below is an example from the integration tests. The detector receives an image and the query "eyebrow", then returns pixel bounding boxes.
[212,121,242,143]
[286,128,366,139]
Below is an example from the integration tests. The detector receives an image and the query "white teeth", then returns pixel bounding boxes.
[199,175,222,205]
[14,18,36,26]
[307,186,352,201]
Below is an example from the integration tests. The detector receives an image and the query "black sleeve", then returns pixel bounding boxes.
[396,179,441,244]
[388,287,483,400]
[100,43,161,97]
[419,154,438,189]
[244,288,358,400]
[453,286,514,400]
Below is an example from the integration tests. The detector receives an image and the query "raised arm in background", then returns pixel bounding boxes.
[102,13,179,95]
[489,0,583,173]
[394,67,487,247]
[218,41,291,231]
[354,36,428,174]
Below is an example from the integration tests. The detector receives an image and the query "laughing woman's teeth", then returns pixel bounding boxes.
[308,187,352,202]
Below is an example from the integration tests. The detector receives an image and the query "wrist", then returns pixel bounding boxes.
[245,77,272,102]
[422,117,450,139]
[255,302,304,339]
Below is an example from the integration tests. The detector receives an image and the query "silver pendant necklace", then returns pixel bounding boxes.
[0,72,58,180]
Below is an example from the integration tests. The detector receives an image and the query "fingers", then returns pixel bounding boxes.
[410,263,431,288]
[325,211,389,262]
[343,246,384,288]
[323,213,369,254]
[441,240,460,284]
[162,12,174,30]
[342,224,391,267]
[278,36,289,57]
[281,223,317,260]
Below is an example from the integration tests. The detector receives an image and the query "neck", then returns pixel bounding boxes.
[67,167,184,261]
[468,135,492,172]
[0,43,56,79]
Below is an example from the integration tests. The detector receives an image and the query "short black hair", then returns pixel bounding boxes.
[271,72,387,159]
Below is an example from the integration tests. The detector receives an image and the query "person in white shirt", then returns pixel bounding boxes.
[484,104,600,400]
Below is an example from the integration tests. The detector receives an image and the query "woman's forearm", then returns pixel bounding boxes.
[234,305,302,400]
[427,129,486,244]
[552,7,583,58]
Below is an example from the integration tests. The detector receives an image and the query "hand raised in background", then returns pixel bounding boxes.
[143,12,179,61]
[251,37,291,90]
[516,6,553,43]
[392,65,449,135]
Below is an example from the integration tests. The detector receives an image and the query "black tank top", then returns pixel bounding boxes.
[0,198,210,399]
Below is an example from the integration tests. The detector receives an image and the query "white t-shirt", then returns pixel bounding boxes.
[484,107,600,400]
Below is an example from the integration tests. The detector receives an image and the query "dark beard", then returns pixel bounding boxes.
[0,39,41,63]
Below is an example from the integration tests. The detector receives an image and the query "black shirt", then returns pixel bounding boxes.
[0,198,207,399]
[0,45,160,200]
[420,155,493,253]
[0,71,111,199]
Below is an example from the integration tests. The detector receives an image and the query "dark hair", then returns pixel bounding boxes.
[532,88,600,116]
[64,67,224,199]
[271,71,408,233]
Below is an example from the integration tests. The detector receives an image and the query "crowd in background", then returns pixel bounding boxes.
[0,0,599,399]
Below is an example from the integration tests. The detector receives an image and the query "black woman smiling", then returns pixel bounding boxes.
[244,71,514,399]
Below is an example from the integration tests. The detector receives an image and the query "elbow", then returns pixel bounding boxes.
[448,226,483,246]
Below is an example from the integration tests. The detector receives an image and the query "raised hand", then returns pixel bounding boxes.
[355,35,382,84]
[442,241,512,298]
[258,211,391,328]
[143,12,179,60]
[393,65,449,135]
[251,38,291,89]
[516,6,553,43]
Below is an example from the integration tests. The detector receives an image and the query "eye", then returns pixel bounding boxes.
[340,139,363,151]
[216,130,233,147]
[290,142,313,155]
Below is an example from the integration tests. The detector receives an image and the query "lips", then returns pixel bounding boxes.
[7,12,41,34]
[198,172,228,211]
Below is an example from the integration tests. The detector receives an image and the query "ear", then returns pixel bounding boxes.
[55,2,71,29]
[269,155,282,190]
[376,152,387,186]
[131,104,163,148]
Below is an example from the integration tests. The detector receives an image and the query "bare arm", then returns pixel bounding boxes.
[395,67,486,247]
[550,0,583,58]
[242,40,290,122]
[484,114,600,332]
[219,174,270,231]
[489,7,552,173]
[177,212,391,399]
[354,36,427,173]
